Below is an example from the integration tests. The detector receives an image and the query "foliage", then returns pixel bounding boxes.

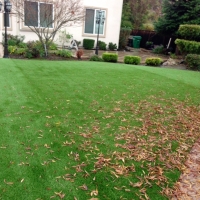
[121,2,133,29]
[118,28,132,49]
[57,30,72,49]
[89,55,103,62]
[55,49,72,58]
[175,39,200,54]
[83,39,95,50]
[169,53,177,59]
[8,39,17,46]
[49,42,58,50]
[98,41,107,50]
[24,41,45,58]
[102,53,118,62]
[2,33,25,47]
[185,54,200,71]
[124,55,141,65]
[108,42,117,51]
[8,45,17,54]
[153,45,164,54]
[177,24,200,41]
[18,42,27,48]
[155,0,200,35]
[8,44,27,56]
[145,57,162,66]
[76,49,83,59]
[15,48,26,55]
[142,23,155,31]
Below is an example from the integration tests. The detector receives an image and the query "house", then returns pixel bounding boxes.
[0,0,123,51]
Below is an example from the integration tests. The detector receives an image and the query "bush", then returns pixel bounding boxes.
[15,48,26,55]
[124,55,141,65]
[102,53,118,63]
[25,41,45,58]
[8,46,17,54]
[18,42,27,48]
[83,39,95,50]
[55,50,72,58]
[3,34,25,47]
[89,55,103,62]
[145,57,162,66]
[175,39,200,54]
[153,45,164,54]
[108,42,117,51]
[8,39,17,46]
[185,54,200,71]
[119,28,132,49]
[49,42,58,50]
[98,41,107,50]
[178,24,200,41]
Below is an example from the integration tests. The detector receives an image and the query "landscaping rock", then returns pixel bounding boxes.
[162,58,177,66]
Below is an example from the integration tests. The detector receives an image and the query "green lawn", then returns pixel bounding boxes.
[0,59,200,200]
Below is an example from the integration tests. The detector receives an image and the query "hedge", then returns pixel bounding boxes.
[185,54,200,71]
[83,39,95,50]
[145,57,162,66]
[124,55,141,65]
[175,39,200,54]
[178,24,200,41]
[102,53,118,62]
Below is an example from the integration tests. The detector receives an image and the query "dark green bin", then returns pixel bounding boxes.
[133,36,142,48]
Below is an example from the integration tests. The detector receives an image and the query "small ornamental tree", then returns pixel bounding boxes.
[11,0,84,57]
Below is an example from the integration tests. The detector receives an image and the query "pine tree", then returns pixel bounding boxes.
[155,0,200,35]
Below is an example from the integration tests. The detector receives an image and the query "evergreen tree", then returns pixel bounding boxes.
[155,0,200,35]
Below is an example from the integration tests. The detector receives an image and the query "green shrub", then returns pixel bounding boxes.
[15,48,26,55]
[83,39,95,50]
[108,42,117,51]
[102,53,118,63]
[49,42,58,50]
[124,55,141,65]
[25,41,45,58]
[18,42,27,48]
[55,50,72,58]
[8,46,17,54]
[145,57,162,66]
[3,34,25,47]
[185,54,200,71]
[178,24,200,41]
[98,41,107,50]
[153,45,164,54]
[89,55,103,62]
[119,28,132,49]
[8,39,17,46]
[175,39,200,54]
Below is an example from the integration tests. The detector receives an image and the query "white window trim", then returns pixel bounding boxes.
[23,1,54,29]
[83,7,107,38]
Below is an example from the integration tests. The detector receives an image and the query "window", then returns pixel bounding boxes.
[24,1,53,28]
[84,9,106,35]
[3,13,10,27]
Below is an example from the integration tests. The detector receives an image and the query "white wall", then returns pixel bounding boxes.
[0,0,123,48]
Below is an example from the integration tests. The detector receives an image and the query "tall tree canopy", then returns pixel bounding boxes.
[155,0,200,35]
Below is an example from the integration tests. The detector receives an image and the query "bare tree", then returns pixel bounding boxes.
[11,0,85,56]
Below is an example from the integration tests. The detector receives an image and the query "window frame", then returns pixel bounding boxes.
[1,13,12,31]
[83,7,107,38]
[24,1,54,29]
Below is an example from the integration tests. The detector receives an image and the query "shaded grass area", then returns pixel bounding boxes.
[0,59,200,200]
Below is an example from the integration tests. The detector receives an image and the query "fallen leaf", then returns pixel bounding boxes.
[79,184,88,190]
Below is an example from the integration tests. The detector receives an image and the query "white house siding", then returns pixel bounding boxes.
[0,0,123,48]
